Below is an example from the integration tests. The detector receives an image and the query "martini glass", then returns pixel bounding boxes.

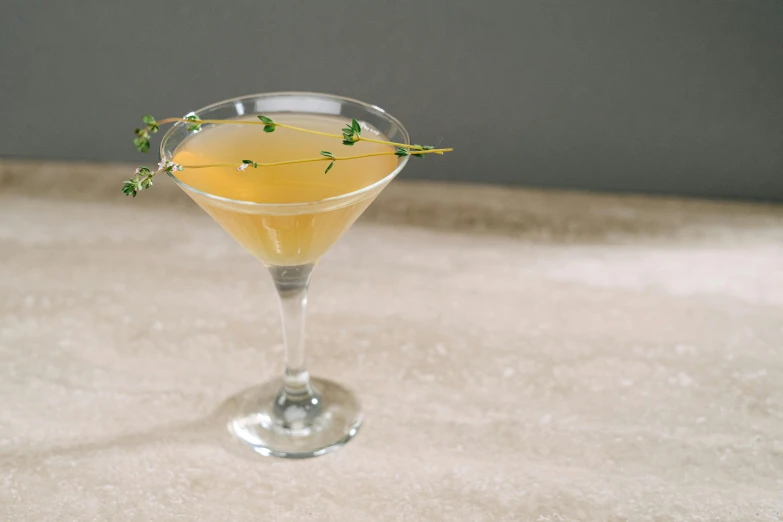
[159,92,410,458]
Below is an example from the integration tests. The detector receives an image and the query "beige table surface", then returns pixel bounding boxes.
[1,160,782,521]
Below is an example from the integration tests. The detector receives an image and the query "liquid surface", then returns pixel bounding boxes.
[172,113,400,266]
[173,114,398,204]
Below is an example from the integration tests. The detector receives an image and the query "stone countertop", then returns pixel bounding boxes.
[1,160,782,521]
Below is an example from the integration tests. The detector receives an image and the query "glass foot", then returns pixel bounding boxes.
[227,377,362,458]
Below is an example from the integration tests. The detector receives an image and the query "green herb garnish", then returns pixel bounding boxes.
[123,113,452,197]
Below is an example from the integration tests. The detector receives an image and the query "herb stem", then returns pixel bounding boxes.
[156,117,426,150]
[184,148,452,169]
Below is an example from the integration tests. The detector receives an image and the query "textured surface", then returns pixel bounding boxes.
[1,160,783,521]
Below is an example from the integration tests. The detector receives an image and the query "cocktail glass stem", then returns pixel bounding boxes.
[268,264,322,430]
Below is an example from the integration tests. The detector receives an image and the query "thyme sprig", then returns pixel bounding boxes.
[124,113,452,197]
[122,161,183,197]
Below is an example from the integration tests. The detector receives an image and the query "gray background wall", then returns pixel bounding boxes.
[1,1,781,201]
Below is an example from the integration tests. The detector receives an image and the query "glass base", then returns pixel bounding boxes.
[227,377,362,458]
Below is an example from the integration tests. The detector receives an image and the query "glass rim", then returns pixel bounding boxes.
[159,91,411,209]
